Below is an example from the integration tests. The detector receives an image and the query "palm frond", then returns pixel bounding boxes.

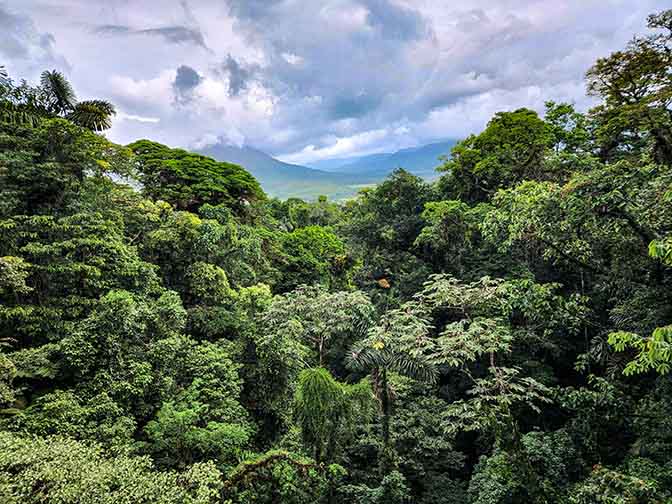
[0,66,8,88]
[40,70,76,115]
[390,353,438,384]
[68,100,116,131]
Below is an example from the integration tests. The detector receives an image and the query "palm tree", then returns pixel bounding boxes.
[40,70,76,115]
[0,68,115,131]
[68,99,116,132]
[294,367,373,463]
[347,303,437,455]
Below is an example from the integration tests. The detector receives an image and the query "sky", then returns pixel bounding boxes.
[1,0,668,165]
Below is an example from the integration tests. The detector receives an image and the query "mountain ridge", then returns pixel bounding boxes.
[196,139,456,200]
[309,140,456,178]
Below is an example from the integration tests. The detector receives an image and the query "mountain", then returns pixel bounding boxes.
[196,139,456,201]
[310,140,456,178]
[196,143,375,200]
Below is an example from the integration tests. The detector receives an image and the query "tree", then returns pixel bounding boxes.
[294,367,373,463]
[608,223,672,375]
[438,108,556,203]
[0,118,133,216]
[261,286,375,371]
[341,169,435,305]
[0,69,116,131]
[279,226,352,291]
[222,449,344,504]
[128,140,265,213]
[586,9,672,164]
[0,431,224,504]
[567,464,668,503]
[347,302,437,459]
[414,275,558,502]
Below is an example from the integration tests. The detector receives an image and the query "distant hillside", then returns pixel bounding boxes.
[310,140,456,178]
[196,140,455,201]
[196,142,375,200]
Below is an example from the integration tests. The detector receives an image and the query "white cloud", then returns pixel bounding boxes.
[279,128,390,164]
[281,52,303,65]
[110,71,176,110]
[5,0,670,163]
[116,111,161,123]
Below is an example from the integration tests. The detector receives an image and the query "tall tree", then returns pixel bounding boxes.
[347,302,437,461]
[0,69,115,131]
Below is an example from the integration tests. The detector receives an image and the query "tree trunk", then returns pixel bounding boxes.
[381,368,390,449]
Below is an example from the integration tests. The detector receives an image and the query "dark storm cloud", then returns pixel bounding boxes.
[94,24,133,36]
[226,0,669,159]
[173,64,202,104]
[221,54,258,97]
[94,24,208,50]
[139,27,207,47]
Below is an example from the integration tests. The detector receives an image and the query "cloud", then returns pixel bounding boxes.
[221,54,257,97]
[0,3,69,75]
[109,70,176,113]
[7,0,670,164]
[139,26,207,48]
[280,128,391,164]
[361,0,428,40]
[94,24,209,50]
[328,93,382,120]
[173,64,202,104]
[223,0,285,21]
[117,111,161,123]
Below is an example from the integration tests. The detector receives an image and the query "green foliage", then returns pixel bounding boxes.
[144,399,251,469]
[270,196,343,230]
[347,301,438,457]
[609,328,672,375]
[128,139,265,212]
[0,348,16,409]
[294,368,374,463]
[0,118,132,215]
[222,449,339,503]
[1,10,672,503]
[607,201,672,375]
[341,169,435,304]
[586,10,672,164]
[0,431,224,504]
[262,285,375,370]
[567,464,667,503]
[9,390,135,450]
[294,368,345,459]
[338,470,412,504]
[438,108,556,203]
[443,367,552,439]
[0,69,115,131]
[280,225,351,291]
[415,199,490,276]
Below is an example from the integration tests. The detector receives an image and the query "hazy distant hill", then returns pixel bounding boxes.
[310,140,456,178]
[196,142,374,200]
[196,140,455,200]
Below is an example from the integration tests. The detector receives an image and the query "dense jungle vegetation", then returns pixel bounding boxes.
[1,9,672,504]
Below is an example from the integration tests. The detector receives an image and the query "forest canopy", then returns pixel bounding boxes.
[1,9,672,504]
